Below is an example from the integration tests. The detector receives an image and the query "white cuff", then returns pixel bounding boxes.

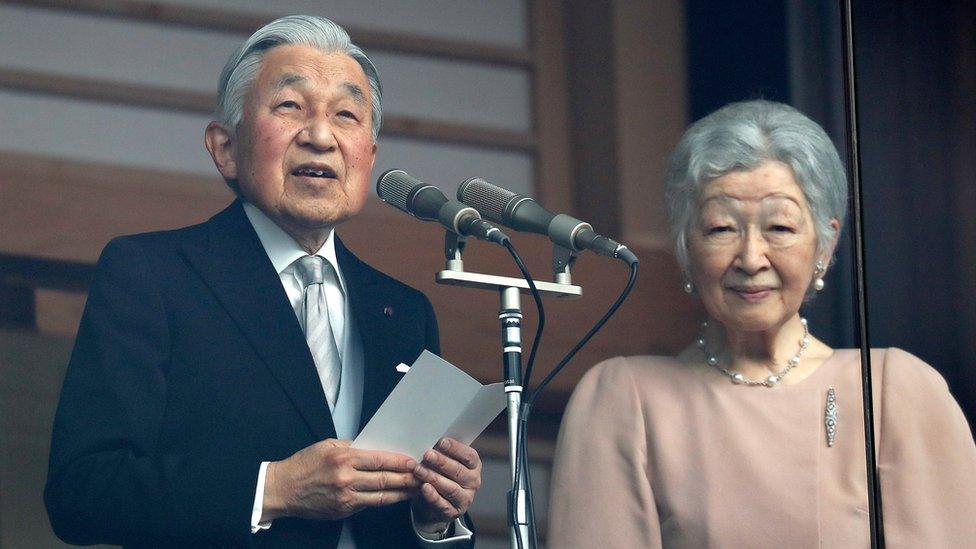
[250,461,273,534]
[411,508,474,547]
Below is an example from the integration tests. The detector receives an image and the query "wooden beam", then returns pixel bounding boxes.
[0,68,537,152]
[0,67,213,113]
[0,254,94,293]
[6,0,534,68]
[528,0,574,213]
[382,117,536,153]
[563,0,622,236]
[0,151,232,263]
[612,0,688,246]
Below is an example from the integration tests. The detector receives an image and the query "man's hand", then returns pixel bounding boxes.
[410,437,483,534]
[263,439,421,522]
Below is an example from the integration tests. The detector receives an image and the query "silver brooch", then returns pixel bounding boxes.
[825,387,838,447]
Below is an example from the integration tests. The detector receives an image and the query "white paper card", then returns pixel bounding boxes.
[352,350,506,461]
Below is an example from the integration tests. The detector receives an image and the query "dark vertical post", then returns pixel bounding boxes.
[839,1,884,546]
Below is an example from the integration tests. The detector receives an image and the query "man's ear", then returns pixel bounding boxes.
[205,121,237,180]
[368,142,377,172]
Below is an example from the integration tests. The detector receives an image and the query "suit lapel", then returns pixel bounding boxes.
[335,237,404,429]
[179,201,336,442]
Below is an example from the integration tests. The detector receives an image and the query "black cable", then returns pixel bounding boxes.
[502,240,546,393]
[518,403,539,549]
[514,259,639,548]
[527,261,639,405]
[500,239,545,549]
[500,240,639,548]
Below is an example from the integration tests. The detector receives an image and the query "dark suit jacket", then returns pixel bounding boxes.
[45,201,441,547]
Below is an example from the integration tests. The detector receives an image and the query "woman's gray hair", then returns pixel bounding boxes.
[664,99,848,277]
[215,15,383,141]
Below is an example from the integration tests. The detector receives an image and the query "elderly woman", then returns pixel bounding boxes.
[548,100,976,548]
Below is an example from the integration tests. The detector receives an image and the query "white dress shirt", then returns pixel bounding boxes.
[242,202,471,547]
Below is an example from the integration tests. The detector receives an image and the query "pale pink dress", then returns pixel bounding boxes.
[548,348,976,548]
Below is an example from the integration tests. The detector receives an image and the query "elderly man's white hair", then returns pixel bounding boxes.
[215,14,383,141]
[664,100,848,286]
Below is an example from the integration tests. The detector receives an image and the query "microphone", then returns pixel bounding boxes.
[457,178,638,265]
[376,169,509,245]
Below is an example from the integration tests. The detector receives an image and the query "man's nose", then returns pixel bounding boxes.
[735,230,771,274]
[297,118,338,151]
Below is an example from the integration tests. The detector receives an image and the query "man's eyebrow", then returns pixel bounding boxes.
[341,82,368,105]
[272,73,309,92]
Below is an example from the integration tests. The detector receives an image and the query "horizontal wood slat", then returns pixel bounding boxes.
[5,0,534,68]
[0,67,537,152]
[0,254,94,293]
[0,66,213,112]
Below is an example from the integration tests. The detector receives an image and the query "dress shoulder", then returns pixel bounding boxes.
[874,347,970,435]
[551,356,666,548]
[878,347,952,395]
[870,349,976,546]
[575,355,686,398]
[583,355,687,380]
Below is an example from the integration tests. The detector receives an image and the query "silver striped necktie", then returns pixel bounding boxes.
[295,255,342,410]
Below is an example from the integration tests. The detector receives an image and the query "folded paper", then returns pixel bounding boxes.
[352,350,506,461]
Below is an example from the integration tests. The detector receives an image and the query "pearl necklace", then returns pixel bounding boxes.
[697,317,810,387]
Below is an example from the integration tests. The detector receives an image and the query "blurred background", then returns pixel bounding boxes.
[1,1,973,547]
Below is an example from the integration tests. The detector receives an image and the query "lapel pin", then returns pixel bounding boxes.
[395,363,410,373]
[383,306,394,317]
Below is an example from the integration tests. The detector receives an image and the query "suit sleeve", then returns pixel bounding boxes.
[45,237,258,545]
[548,359,662,549]
[877,348,976,547]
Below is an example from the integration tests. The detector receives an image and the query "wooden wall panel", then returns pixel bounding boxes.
[4,0,532,63]
[0,2,538,186]
[530,0,574,214]
[950,0,976,421]
[1,154,700,405]
[1,1,535,134]
[0,152,232,261]
[613,0,688,247]
[0,328,113,548]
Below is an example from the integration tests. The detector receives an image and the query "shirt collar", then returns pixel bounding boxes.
[242,201,346,293]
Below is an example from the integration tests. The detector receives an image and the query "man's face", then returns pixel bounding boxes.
[212,44,377,236]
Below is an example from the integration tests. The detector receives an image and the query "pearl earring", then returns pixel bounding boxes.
[814,260,826,291]
[684,280,694,294]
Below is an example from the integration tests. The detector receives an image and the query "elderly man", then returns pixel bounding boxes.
[45,15,480,547]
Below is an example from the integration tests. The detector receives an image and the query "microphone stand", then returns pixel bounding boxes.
[436,233,581,549]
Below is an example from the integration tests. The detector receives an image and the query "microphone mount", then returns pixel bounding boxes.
[438,232,581,299]
[435,198,581,549]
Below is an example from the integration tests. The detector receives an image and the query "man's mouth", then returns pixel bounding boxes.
[292,166,338,179]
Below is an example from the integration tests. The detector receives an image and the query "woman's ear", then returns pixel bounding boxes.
[822,218,842,267]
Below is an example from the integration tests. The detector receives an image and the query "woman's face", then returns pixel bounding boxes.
[687,161,835,333]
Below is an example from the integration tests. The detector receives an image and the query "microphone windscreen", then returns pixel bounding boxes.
[376,169,417,212]
[457,177,515,222]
